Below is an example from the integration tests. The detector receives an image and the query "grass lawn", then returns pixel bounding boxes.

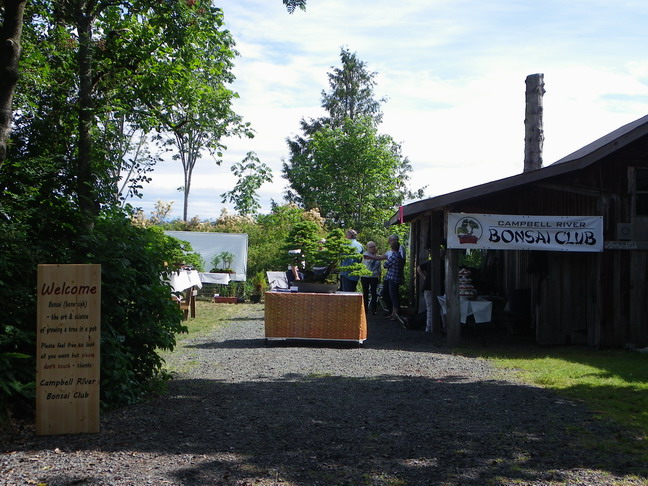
[160,300,262,375]
[457,342,648,464]
[175,300,259,342]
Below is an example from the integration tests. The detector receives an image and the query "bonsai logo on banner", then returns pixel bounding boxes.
[454,216,483,245]
[447,213,603,252]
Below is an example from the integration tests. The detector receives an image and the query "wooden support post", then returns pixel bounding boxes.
[445,248,460,346]
[430,212,443,332]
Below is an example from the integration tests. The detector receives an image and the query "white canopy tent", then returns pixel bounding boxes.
[164,231,248,281]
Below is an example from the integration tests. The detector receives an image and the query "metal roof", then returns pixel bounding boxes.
[388,113,648,225]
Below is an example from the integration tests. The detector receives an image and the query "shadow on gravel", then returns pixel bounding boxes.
[6,312,645,485]
[184,311,499,354]
[18,375,644,485]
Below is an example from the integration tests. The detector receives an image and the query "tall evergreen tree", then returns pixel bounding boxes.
[321,47,385,127]
[283,48,423,233]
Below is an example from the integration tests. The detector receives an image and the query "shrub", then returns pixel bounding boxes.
[0,205,189,421]
[77,213,188,407]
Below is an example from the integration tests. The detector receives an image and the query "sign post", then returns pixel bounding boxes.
[36,264,101,435]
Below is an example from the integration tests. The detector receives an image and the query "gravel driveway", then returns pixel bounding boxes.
[1,304,645,485]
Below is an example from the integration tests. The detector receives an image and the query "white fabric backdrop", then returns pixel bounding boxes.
[164,231,248,281]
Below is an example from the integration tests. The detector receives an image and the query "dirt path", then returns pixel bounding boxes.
[1,304,646,485]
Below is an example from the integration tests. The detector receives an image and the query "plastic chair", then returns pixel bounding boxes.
[266,271,289,290]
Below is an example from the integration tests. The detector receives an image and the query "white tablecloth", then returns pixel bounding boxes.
[198,272,231,285]
[437,296,493,324]
[167,270,203,292]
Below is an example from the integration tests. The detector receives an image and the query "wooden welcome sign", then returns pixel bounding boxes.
[36,264,101,435]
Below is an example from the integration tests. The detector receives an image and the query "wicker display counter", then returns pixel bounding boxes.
[264,291,367,343]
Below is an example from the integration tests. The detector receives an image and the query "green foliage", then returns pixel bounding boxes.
[0,197,191,416]
[155,204,328,282]
[283,220,327,270]
[182,252,205,272]
[79,214,189,407]
[321,229,370,279]
[221,152,273,215]
[460,249,485,269]
[208,251,234,272]
[321,47,385,127]
[315,116,417,231]
[233,204,327,278]
[283,0,307,14]
[251,271,268,293]
[0,0,313,423]
[127,1,251,220]
[283,48,424,234]
[13,0,250,222]
[0,328,34,424]
[219,251,235,270]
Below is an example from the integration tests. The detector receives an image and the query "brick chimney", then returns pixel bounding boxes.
[524,73,545,172]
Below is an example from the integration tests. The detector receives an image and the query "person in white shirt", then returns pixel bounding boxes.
[340,229,364,291]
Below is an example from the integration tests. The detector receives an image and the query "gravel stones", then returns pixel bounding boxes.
[1,305,645,485]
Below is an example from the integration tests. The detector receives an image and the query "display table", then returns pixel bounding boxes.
[264,291,367,343]
[166,270,202,320]
[437,296,493,324]
[199,272,231,285]
[167,269,202,292]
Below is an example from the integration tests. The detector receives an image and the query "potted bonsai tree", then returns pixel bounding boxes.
[250,271,267,303]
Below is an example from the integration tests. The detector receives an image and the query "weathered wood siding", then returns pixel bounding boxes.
[407,133,648,347]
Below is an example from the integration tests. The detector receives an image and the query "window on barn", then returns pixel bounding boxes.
[636,168,648,216]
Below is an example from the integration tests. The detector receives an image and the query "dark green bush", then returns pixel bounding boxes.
[0,202,189,422]
[78,213,188,407]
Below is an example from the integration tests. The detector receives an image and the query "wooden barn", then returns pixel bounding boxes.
[390,114,648,348]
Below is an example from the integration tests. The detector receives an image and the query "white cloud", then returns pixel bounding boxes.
[129,0,648,221]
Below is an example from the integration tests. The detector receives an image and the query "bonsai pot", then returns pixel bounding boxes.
[213,296,238,304]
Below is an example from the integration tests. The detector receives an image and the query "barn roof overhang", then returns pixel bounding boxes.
[387,113,648,226]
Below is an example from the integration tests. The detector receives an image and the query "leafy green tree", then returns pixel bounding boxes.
[221,151,273,216]
[0,0,311,420]
[0,0,306,168]
[319,228,370,280]
[283,220,326,269]
[283,48,424,234]
[286,115,423,232]
[129,2,252,221]
[285,48,384,207]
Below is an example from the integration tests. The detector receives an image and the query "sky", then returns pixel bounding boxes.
[127,0,648,221]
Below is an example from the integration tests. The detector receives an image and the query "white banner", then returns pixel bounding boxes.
[447,213,603,252]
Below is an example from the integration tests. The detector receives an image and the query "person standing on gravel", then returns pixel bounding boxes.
[365,234,406,316]
[383,237,405,321]
[361,241,381,314]
[417,247,445,333]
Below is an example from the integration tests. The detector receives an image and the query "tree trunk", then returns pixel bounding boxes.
[76,10,99,220]
[183,175,190,221]
[0,0,27,166]
[524,73,545,172]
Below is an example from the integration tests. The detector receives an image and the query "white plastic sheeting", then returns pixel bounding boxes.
[164,231,248,281]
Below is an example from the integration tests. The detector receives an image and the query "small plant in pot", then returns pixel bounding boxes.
[250,271,267,303]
